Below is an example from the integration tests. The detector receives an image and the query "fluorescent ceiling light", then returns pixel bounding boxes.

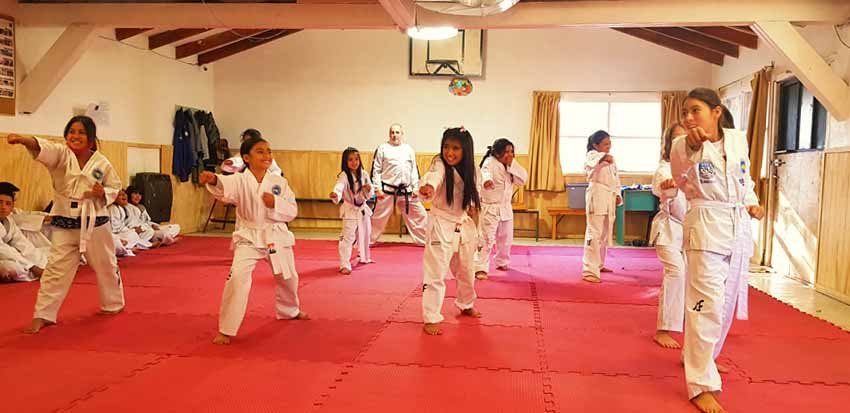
[406,27,459,41]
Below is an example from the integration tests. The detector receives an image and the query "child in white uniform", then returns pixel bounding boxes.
[671,88,764,413]
[473,138,528,280]
[650,123,689,349]
[330,147,374,274]
[0,182,47,282]
[7,116,125,334]
[200,136,308,345]
[109,189,155,251]
[419,127,483,336]
[126,186,180,246]
[581,130,623,283]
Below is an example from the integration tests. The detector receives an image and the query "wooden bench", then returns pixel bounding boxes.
[547,207,585,240]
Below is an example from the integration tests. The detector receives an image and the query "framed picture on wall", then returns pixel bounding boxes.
[0,14,14,116]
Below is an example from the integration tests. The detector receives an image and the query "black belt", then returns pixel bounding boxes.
[51,216,109,229]
[382,182,413,214]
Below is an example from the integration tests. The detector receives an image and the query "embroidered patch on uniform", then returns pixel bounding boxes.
[698,161,716,183]
[92,168,104,181]
[740,159,748,175]
[739,177,746,185]
[422,284,427,292]
[271,185,282,196]
[430,240,441,246]
[692,299,705,312]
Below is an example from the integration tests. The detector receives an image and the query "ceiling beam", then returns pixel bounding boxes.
[647,27,739,57]
[115,27,152,41]
[687,26,759,49]
[754,21,850,121]
[613,28,724,66]
[377,0,415,30]
[415,0,850,29]
[175,29,266,59]
[18,24,96,114]
[148,28,210,50]
[2,1,396,29]
[197,29,302,65]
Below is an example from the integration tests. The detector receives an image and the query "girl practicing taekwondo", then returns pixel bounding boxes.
[419,127,482,336]
[199,136,308,345]
[650,123,688,349]
[7,116,125,334]
[581,130,622,283]
[330,147,374,274]
[671,88,764,413]
[473,138,528,280]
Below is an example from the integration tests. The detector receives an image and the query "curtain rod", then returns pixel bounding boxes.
[717,62,775,92]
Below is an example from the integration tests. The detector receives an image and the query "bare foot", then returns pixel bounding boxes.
[292,311,310,320]
[653,331,681,349]
[496,265,508,271]
[475,271,488,280]
[691,392,725,413]
[460,308,482,318]
[151,240,162,248]
[423,323,442,335]
[340,268,351,275]
[99,307,124,316]
[717,363,731,374]
[212,333,231,345]
[22,318,54,334]
[600,267,614,273]
[582,274,601,283]
[30,266,44,279]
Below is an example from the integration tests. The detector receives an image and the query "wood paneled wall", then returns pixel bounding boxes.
[816,149,850,304]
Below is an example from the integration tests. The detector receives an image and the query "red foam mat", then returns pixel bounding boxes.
[361,322,541,371]
[722,334,850,384]
[391,297,537,327]
[540,301,660,334]
[316,364,546,413]
[67,357,341,413]
[0,349,162,413]
[550,374,693,412]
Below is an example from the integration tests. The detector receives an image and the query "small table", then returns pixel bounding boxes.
[615,189,659,246]
[547,207,585,240]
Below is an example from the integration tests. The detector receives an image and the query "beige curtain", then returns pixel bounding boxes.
[747,67,772,206]
[528,91,563,191]
[661,91,687,130]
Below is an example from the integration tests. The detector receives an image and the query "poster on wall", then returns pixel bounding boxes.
[0,14,13,116]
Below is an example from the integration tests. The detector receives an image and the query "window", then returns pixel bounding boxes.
[776,79,827,153]
[722,91,752,132]
[559,93,662,174]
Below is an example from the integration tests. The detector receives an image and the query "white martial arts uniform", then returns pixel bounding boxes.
[650,160,688,332]
[370,142,428,246]
[420,158,482,324]
[108,204,152,250]
[581,150,622,279]
[670,129,758,399]
[473,156,528,274]
[206,170,301,336]
[127,203,180,246]
[28,137,125,323]
[10,208,52,250]
[0,216,47,282]
[221,155,282,176]
[331,172,374,271]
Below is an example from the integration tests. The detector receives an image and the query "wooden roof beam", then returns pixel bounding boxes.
[648,27,739,57]
[197,29,302,65]
[614,28,724,66]
[148,28,211,49]
[175,29,266,59]
[115,27,152,41]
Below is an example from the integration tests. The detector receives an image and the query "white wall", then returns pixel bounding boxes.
[213,28,712,154]
[0,27,214,145]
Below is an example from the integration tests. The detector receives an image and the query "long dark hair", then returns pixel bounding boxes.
[64,115,99,151]
[686,88,734,137]
[440,127,480,211]
[661,123,684,162]
[239,136,268,171]
[586,130,610,152]
[480,138,514,167]
[340,147,364,194]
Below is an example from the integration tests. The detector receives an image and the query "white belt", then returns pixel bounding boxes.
[78,199,97,253]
